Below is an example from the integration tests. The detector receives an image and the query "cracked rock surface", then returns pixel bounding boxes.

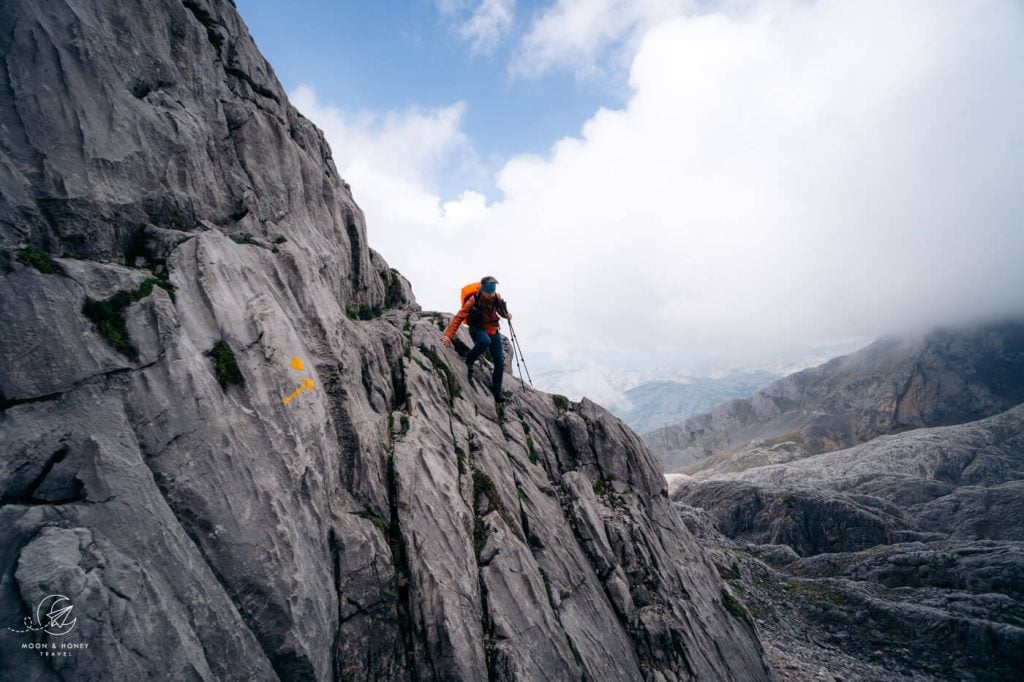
[0,0,768,679]
[671,405,1024,679]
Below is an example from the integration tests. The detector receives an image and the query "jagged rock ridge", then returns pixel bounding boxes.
[0,1,767,679]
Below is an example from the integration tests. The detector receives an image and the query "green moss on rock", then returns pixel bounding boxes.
[81,278,175,359]
[229,233,262,247]
[346,303,384,321]
[138,277,176,302]
[721,588,753,625]
[205,340,244,388]
[526,435,538,464]
[82,291,138,360]
[17,248,64,276]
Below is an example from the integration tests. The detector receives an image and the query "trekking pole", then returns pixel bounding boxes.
[509,319,528,382]
[508,321,533,386]
[515,335,532,385]
[507,326,526,390]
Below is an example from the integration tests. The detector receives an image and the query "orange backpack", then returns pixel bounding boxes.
[460,282,480,308]
[460,282,482,328]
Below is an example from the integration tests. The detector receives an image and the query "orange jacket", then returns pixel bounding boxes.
[444,292,509,338]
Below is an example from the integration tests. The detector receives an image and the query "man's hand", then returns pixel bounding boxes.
[440,335,452,347]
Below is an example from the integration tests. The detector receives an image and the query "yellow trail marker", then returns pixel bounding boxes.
[282,357,314,405]
[282,378,314,405]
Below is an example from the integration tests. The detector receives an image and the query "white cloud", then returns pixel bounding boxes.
[461,0,516,53]
[289,85,494,311]
[290,85,471,188]
[441,190,489,228]
[439,0,516,54]
[294,0,1024,385]
[510,0,685,80]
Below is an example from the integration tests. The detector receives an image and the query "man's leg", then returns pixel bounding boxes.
[465,328,490,378]
[489,331,505,396]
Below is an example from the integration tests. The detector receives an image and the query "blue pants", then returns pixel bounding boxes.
[467,328,504,392]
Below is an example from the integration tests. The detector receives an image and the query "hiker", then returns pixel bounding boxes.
[440,276,512,401]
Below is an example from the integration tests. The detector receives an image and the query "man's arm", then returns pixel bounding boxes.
[442,297,474,341]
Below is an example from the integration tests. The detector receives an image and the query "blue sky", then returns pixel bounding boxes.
[237,0,618,200]
[232,0,1024,401]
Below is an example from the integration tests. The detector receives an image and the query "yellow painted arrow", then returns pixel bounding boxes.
[282,378,315,405]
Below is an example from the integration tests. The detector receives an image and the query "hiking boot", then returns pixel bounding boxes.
[491,385,506,402]
[465,357,475,382]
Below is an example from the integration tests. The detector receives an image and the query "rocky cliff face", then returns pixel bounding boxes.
[646,322,1024,472]
[0,1,767,679]
[670,404,1024,679]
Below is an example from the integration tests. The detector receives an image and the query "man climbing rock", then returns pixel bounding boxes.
[440,276,512,401]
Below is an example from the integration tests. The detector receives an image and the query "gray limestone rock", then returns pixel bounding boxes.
[683,404,1024,545]
[677,503,1024,680]
[787,541,1024,601]
[670,404,1024,678]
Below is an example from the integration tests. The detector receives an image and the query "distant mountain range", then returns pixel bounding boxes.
[645,320,1024,472]
[531,341,868,434]
[614,373,780,433]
